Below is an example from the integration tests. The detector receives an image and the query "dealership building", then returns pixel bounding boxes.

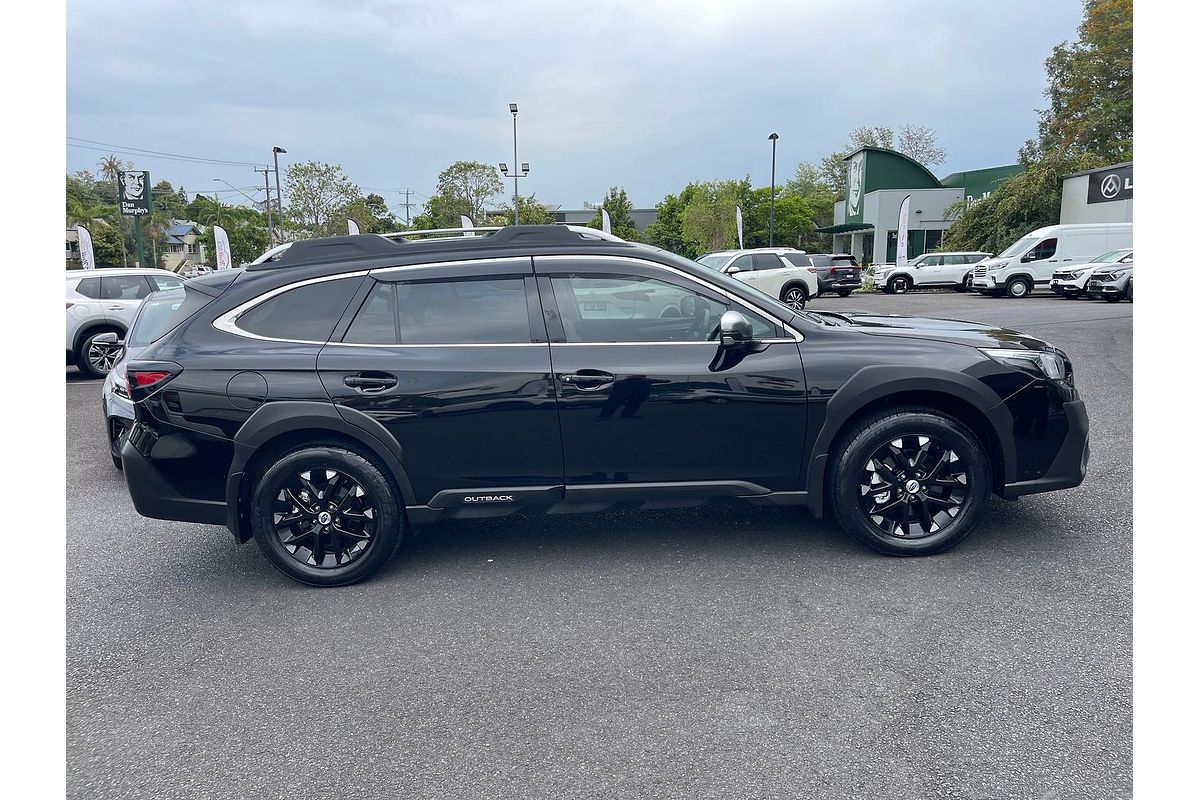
[1059,162,1132,224]
[817,147,1022,265]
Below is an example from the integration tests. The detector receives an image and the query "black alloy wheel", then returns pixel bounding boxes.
[781,286,807,310]
[890,276,910,294]
[831,408,990,555]
[251,446,403,586]
[79,332,122,378]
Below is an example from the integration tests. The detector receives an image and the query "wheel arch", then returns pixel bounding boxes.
[73,320,127,353]
[804,369,1015,519]
[779,280,810,300]
[224,401,414,543]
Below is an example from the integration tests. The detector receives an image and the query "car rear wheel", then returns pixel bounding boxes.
[780,285,808,310]
[250,446,404,586]
[830,408,991,556]
[77,330,123,378]
[889,276,911,294]
[954,275,971,292]
[1005,277,1032,298]
[836,289,853,297]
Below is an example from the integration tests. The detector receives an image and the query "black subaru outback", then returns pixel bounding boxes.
[120,225,1088,586]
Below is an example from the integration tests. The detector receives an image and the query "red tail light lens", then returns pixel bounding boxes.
[129,370,172,388]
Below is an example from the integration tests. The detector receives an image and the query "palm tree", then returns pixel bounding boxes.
[98,155,129,266]
[66,196,115,228]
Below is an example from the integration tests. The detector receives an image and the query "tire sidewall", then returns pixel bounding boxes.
[77,330,119,378]
[1006,278,1031,298]
[831,411,991,555]
[251,446,404,586]
[782,286,807,309]
[891,276,909,294]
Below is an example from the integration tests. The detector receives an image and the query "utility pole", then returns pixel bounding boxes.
[272,146,287,242]
[400,189,415,226]
[255,166,274,246]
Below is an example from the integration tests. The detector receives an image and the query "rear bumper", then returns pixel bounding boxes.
[121,430,227,526]
[1001,399,1089,499]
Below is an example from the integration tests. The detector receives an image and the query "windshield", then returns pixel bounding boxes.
[997,234,1040,259]
[1090,249,1132,263]
[697,254,733,270]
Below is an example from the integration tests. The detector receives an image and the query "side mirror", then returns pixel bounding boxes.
[725,265,740,275]
[94,332,124,347]
[719,310,753,346]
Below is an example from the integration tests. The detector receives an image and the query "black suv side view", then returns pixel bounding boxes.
[121,225,1089,586]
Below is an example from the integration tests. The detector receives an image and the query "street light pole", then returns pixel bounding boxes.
[272,146,287,241]
[254,167,274,246]
[510,104,519,224]
[768,133,779,247]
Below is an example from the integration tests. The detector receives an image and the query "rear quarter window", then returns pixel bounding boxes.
[129,287,214,347]
[235,278,361,342]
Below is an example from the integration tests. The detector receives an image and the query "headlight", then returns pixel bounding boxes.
[986,260,1009,272]
[980,348,1067,381]
[1110,268,1130,279]
[1069,270,1087,279]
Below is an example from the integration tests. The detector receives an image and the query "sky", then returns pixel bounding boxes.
[66,0,1084,216]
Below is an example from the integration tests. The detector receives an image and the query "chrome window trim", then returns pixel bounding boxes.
[535,254,804,342]
[212,271,370,344]
[366,256,530,278]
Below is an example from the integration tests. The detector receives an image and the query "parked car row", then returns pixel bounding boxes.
[971,223,1132,298]
[696,249,861,310]
[66,267,184,377]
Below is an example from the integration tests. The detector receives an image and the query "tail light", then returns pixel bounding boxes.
[807,267,818,273]
[126,361,182,402]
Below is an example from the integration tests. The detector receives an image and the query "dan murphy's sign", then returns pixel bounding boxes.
[1087,165,1132,204]
[117,170,152,216]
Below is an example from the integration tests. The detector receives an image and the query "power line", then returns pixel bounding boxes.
[66,138,262,168]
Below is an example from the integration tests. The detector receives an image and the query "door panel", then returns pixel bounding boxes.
[317,271,563,504]
[535,257,808,492]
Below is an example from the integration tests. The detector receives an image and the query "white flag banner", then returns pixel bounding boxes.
[76,225,96,270]
[213,225,232,270]
[895,194,912,267]
[601,208,612,235]
[735,206,744,249]
[347,219,361,236]
[461,215,475,237]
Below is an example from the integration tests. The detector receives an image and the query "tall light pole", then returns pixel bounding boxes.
[254,166,274,246]
[498,103,529,225]
[768,133,779,247]
[272,146,287,241]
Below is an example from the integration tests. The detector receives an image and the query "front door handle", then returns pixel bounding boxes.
[560,370,614,391]
[344,373,398,393]
[108,304,125,311]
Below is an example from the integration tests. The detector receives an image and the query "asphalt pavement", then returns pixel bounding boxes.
[66,289,1132,800]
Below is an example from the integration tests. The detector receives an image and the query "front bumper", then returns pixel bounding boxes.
[1086,280,1125,297]
[1049,277,1087,294]
[1001,398,1089,499]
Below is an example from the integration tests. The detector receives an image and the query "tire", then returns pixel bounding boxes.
[1005,277,1032,298]
[1126,281,1132,302]
[836,289,853,298]
[1104,295,1121,303]
[830,407,991,556]
[954,276,970,292]
[76,329,123,378]
[780,285,808,310]
[250,446,404,586]
[889,276,911,294]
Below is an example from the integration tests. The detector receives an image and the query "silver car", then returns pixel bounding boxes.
[1085,262,1133,302]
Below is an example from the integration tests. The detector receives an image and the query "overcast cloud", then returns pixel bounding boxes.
[66,0,1083,213]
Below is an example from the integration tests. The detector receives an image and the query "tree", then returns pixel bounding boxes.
[283,161,361,238]
[335,193,399,234]
[681,180,743,253]
[199,206,270,266]
[89,223,126,266]
[493,194,557,226]
[97,155,130,265]
[941,0,1130,253]
[1034,0,1132,162]
[817,126,894,190]
[643,184,701,257]
[895,125,947,167]
[435,161,503,222]
[737,187,815,249]
[587,186,640,240]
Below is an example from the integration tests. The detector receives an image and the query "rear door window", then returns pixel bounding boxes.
[151,274,184,291]
[101,275,154,299]
[751,253,782,271]
[236,278,361,342]
[343,278,531,345]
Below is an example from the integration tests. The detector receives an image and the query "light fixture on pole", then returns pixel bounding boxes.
[498,103,529,225]
[271,146,287,242]
[768,133,779,247]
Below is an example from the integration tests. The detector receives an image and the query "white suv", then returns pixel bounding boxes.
[874,252,991,294]
[696,248,820,310]
[66,268,184,377]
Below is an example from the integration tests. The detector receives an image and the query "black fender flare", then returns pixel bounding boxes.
[804,366,1016,518]
[224,400,414,542]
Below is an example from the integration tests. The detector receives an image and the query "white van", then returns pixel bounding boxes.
[970,223,1133,298]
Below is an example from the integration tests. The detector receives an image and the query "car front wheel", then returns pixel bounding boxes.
[889,276,911,294]
[250,446,404,586]
[1005,277,1032,298]
[830,408,991,556]
[780,286,808,310]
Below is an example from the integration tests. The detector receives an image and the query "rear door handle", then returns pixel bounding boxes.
[108,304,125,310]
[560,370,614,391]
[344,373,398,393]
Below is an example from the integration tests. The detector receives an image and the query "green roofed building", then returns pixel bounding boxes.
[817,147,1022,265]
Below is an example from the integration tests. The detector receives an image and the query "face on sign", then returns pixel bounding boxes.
[120,171,145,200]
